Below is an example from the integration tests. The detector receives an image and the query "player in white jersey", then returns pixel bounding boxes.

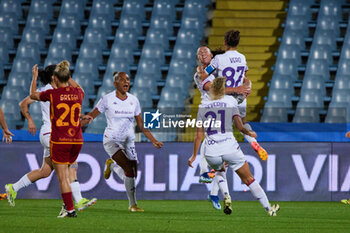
[188,77,280,216]
[4,65,97,211]
[82,72,163,212]
[198,32,268,161]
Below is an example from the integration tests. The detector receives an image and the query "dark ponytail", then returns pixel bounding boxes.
[38,64,56,85]
[224,30,240,48]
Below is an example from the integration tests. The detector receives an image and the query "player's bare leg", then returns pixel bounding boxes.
[112,150,143,212]
[68,162,97,212]
[235,162,279,216]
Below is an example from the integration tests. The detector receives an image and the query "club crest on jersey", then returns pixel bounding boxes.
[143,110,162,129]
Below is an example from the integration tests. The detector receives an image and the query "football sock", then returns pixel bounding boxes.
[61,192,74,212]
[216,171,229,197]
[200,154,208,174]
[248,180,271,211]
[110,163,125,180]
[241,123,257,143]
[70,181,83,204]
[210,174,220,196]
[125,176,136,207]
[12,174,32,192]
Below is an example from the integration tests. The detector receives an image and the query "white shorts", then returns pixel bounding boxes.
[205,149,245,172]
[238,98,246,118]
[40,131,51,158]
[103,135,137,161]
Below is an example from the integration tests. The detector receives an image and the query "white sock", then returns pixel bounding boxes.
[216,171,229,197]
[13,174,32,192]
[70,181,83,204]
[200,154,208,174]
[210,175,220,196]
[124,176,136,207]
[241,123,257,143]
[248,180,271,211]
[111,163,125,180]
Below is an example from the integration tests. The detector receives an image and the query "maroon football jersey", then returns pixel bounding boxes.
[39,86,84,144]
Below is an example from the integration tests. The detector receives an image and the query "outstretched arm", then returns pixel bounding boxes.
[81,108,101,127]
[19,96,36,135]
[0,107,14,144]
[233,115,257,138]
[188,126,204,168]
[135,114,163,149]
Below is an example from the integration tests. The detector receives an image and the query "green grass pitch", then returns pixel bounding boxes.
[1,200,350,233]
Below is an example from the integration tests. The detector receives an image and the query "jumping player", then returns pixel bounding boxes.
[0,107,14,144]
[82,72,163,212]
[188,77,280,216]
[197,31,268,161]
[5,65,96,211]
[29,60,84,217]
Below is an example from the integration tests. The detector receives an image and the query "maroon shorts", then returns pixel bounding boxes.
[50,142,83,164]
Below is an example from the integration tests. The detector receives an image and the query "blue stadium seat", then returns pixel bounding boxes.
[57,14,81,36]
[75,58,99,77]
[261,107,288,123]
[281,29,305,50]
[287,0,312,17]
[84,27,107,50]
[136,58,162,81]
[60,0,85,20]
[293,107,320,123]
[301,78,326,96]
[325,106,347,123]
[304,59,330,81]
[145,28,169,49]
[133,75,158,94]
[0,27,14,48]
[0,0,22,19]
[104,58,130,80]
[7,75,30,92]
[0,99,22,128]
[176,29,199,47]
[85,114,107,134]
[114,28,138,48]
[319,0,342,20]
[78,42,102,65]
[172,44,196,62]
[91,0,114,21]
[168,58,194,77]
[273,58,298,80]
[265,89,292,108]
[95,86,115,103]
[181,17,203,38]
[29,0,53,19]
[158,99,184,109]
[8,71,31,83]
[47,42,72,63]
[12,58,35,73]
[0,44,9,64]
[26,13,50,35]
[150,16,173,36]
[313,29,336,50]
[109,43,134,64]
[1,85,27,101]
[152,0,175,21]
[140,44,165,65]
[0,63,5,83]
[317,16,339,36]
[269,74,294,91]
[89,14,112,36]
[118,15,142,35]
[121,0,145,18]
[52,28,77,50]
[331,89,350,105]
[277,44,301,65]
[298,90,324,108]
[21,28,45,49]
[160,87,185,103]
[285,15,309,36]
[0,13,18,34]
[333,76,350,91]
[182,0,207,22]
[165,74,191,95]
[309,44,333,65]
[16,42,40,62]
[72,73,95,96]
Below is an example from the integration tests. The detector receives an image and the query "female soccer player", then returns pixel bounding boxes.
[5,65,96,211]
[82,72,163,212]
[188,77,280,216]
[0,107,14,144]
[197,33,268,161]
[29,60,84,218]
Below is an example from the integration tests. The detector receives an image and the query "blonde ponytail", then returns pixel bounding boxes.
[210,77,226,100]
[54,60,71,82]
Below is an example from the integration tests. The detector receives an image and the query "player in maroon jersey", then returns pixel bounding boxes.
[30,60,83,218]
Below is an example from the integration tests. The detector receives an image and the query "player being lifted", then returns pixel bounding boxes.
[82,72,163,212]
[5,65,96,212]
[198,30,268,161]
[188,77,280,216]
[29,61,85,217]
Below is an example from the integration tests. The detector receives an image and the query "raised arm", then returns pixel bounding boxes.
[30,64,41,101]
[134,114,163,149]
[188,126,204,168]
[19,96,36,135]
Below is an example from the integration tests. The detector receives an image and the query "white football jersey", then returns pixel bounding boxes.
[210,50,248,88]
[193,72,215,102]
[37,84,53,134]
[95,92,141,141]
[197,95,240,156]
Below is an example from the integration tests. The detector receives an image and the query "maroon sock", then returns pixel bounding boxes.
[61,192,74,212]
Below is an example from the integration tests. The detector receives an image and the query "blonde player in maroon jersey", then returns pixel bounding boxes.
[30,60,84,218]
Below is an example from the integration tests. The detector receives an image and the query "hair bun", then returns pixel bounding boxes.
[57,60,70,71]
